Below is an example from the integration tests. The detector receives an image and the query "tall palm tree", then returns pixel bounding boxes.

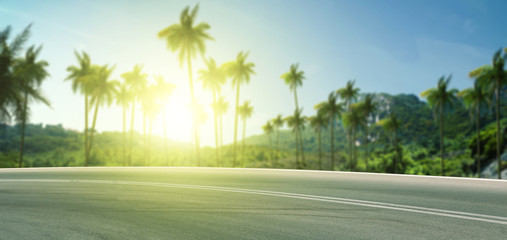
[262,121,275,167]
[238,101,254,167]
[337,80,360,169]
[0,24,31,123]
[284,108,306,169]
[379,112,401,173]
[469,49,506,179]
[65,50,93,166]
[121,64,147,165]
[158,4,213,166]
[198,58,226,166]
[87,64,118,163]
[191,101,207,166]
[357,94,378,172]
[212,95,229,165]
[272,114,284,166]
[223,51,255,167]
[315,92,343,170]
[12,45,50,168]
[154,75,175,166]
[343,103,365,171]
[281,63,305,165]
[420,75,458,176]
[114,82,131,166]
[309,111,327,170]
[458,82,490,177]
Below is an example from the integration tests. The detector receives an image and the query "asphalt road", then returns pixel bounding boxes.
[0,167,506,239]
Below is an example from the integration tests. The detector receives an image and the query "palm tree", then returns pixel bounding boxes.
[114,82,131,166]
[87,65,118,163]
[262,121,275,167]
[238,101,254,167]
[223,52,255,167]
[65,50,93,166]
[337,80,360,169]
[281,63,305,165]
[458,82,490,177]
[212,95,229,165]
[420,75,458,176]
[0,24,31,123]
[154,75,175,166]
[121,64,147,165]
[12,45,50,168]
[158,4,213,166]
[272,114,284,166]
[315,92,343,170]
[343,103,365,171]
[191,101,207,166]
[141,85,163,166]
[469,49,506,179]
[285,108,306,169]
[309,111,327,170]
[198,58,226,166]
[357,94,378,172]
[379,112,401,173]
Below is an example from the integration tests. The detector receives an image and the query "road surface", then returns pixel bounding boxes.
[0,167,506,239]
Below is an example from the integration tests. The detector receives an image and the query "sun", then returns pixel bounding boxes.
[151,91,193,142]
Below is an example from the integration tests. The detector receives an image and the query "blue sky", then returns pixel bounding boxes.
[1,0,506,146]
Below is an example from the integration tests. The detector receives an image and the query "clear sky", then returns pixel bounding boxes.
[1,0,506,146]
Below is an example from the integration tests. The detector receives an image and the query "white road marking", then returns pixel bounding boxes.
[1,178,507,225]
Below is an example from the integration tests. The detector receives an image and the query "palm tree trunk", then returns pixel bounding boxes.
[129,101,135,166]
[495,84,501,179]
[330,117,335,170]
[394,128,398,174]
[122,105,126,166]
[276,129,279,167]
[299,128,306,167]
[365,123,369,172]
[187,48,200,167]
[87,97,101,163]
[294,131,299,168]
[268,133,273,167]
[84,94,89,166]
[163,109,169,166]
[242,118,246,168]
[476,103,481,177]
[213,91,220,167]
[318,128,322,170]
[148,119,152,166]
[293,90,300,168]
[233,82,240,167]
[440,105,445,176]
[18,91,28,168]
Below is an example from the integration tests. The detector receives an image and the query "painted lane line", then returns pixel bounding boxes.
[2,179,507,225]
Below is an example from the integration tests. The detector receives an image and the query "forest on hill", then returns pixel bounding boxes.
[1,92,506,178]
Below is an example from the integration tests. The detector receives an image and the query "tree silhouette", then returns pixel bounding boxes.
[357,94,378,172]
[114,82,131,166]
[262,121,275,167]
[272,114,284,166]
[87,65,118,163]
[65,50,93,166]
[309,111,327,170]
[315,92,343,170]
[198,58,226,166]
[281,63,306,166]
[238,101,254,167]
[285,108,306,169]
[158,4,213,166]
[458,82,490,177]
[379,112,401,173]
[13,45,50,168]
[223,51,255,167]
[420,75,458,176]
[0,24,31,123]
[337,80,360,169]
[343,103,365,171]
[121,64,147,165]
[469,49,506,179]
[154,75,175,166]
